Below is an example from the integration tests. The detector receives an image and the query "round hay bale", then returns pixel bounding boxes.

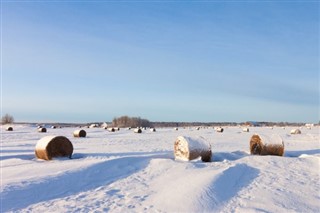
[174,136,212,162]
[174,127,178,131]
[73,129,86,138]
[38,127,47,133]
[250,134,284,156]
[51,125,57,129]
[107,127,115,132]
[134,128,142,133]
[196,127,200,130]
[290,129,301,134]
[35,136,73,160]
[215,127,224,133]
[243,127,249,132]
[150,128,156,132]
[6,127,13,131]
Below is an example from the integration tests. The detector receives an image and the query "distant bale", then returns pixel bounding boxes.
[174,127,178,131]
[134,128,142,133]
[51,125,57,129]
[38,127,47,133]
[35,136,73,160]
[243,127,249,132]
[196,127,200,130]
[73,129,86,138]
[290,129,301,134]
[215,127,224,133]
[174,136,212,162]
[6,127,13,131]
[250,134,284,156]
[150,128,156,132]
[107,127,115,132]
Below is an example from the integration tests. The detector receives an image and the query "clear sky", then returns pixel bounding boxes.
[1,1,319,123]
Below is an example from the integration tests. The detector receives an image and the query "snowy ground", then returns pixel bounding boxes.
[1,125,319,212]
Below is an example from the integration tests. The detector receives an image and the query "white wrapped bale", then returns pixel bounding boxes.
[35,136,73,160]
[250,134,284,156]
[73,129,86,137]
[290,129,301,134]
[174,136,212,162]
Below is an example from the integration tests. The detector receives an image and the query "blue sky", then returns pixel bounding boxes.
[1,1,319,123]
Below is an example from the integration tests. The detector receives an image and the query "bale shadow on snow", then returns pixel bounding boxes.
[72,151,172,160]
[285,149,320,157]
[1,156,153,212]
[205,163,260,210]
[213,151,250,162]
[0,154,35,161]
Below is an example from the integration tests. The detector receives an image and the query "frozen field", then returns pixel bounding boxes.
[1,125,319,212]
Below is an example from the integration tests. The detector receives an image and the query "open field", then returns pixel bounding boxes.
[1,125,319,212]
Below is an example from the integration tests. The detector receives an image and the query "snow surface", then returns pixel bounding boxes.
[1,125,319,212]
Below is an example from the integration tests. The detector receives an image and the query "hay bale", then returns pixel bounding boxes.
[35,136,73,160]
[6,127,13,131]
[107,127,115,132]
[73,129,86,137]
[38,127,47,133]
[51,125,57,129]
[243,127,249,132]
[150,128,156,132]
[250,134,284,156]
[215,127,224,133]
[174,127,178,131]
[290,129,301,134]
[174,136,212,162]
[134,128,142,133]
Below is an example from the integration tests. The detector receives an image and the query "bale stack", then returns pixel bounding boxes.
[38,127,47,133]
[6,127,13,131]
[35,136,73,160]
[250,134,284,156]
[73,129,86,138]
[174,136,212,162]
[290,129,301,134]
[134,128,142,133]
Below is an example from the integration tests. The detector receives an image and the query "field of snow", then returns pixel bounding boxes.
[1,125,319,212]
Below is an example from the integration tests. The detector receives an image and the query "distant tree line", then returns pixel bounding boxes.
[1,113,14,124]
[112,116,152,128]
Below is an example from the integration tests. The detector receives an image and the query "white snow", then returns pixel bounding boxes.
[1,125,319,212]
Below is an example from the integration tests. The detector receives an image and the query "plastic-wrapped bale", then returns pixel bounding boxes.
[6,127,13,131]
[290,129,301,134]
[73,129,86,138]
[38,127,47,133]
[250,134,284,156]
[134,128,142,133]
[174,136,212,162]
[35,136,73,160]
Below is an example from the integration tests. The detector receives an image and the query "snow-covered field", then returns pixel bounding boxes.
[1,125,319,212]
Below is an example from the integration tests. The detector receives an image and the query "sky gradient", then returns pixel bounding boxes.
[1,1,319,123]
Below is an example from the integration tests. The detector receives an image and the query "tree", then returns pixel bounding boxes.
[2,113,14,124]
